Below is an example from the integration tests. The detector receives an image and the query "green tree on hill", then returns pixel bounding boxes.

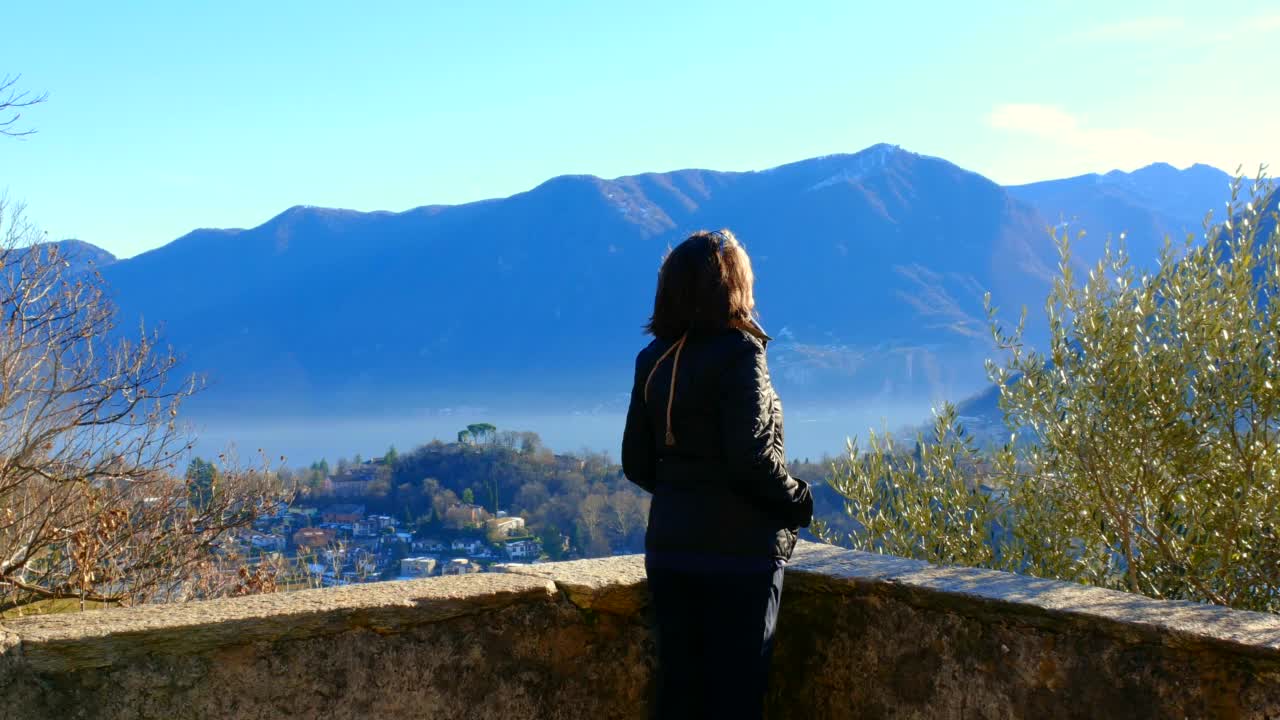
[185,457,220,510]
[540,524,567,561]
[467,423,497,445]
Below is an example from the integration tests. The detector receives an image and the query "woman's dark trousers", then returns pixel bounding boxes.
[645,557,785,720]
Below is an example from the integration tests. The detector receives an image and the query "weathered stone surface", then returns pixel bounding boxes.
[8,573,558,673]
[3,541,1280,719]
[497,555,647,615]
[770,541,1280,719]
[786,541,1280,655]
[0,573,652,720]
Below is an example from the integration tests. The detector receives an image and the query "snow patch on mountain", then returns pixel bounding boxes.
[808,143,901,191]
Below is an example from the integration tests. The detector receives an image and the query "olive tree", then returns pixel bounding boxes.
[819,176,1280,612]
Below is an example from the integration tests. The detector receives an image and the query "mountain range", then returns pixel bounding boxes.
[1006,162,1233,266]
[56,145,1237,425]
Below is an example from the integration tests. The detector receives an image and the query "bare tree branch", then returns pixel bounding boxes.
[0,74,48,138]
[0,198,290,611]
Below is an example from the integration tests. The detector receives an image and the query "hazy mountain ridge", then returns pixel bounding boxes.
[70,148,1233,422]
[23,238,117,276]
[1007,163,1235,267]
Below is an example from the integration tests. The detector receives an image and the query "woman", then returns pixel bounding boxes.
[622,229,813,719]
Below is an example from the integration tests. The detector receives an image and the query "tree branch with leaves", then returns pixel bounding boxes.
[821,175,1280,612]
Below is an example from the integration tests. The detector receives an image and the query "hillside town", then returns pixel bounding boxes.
[243,499,552,586]
[238,455,563,586]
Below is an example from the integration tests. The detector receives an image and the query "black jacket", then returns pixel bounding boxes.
[621,325,813,562]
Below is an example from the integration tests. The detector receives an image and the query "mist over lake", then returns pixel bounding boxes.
[188,400,931,469]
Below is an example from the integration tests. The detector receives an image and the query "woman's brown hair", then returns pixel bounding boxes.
[645,229,757,341]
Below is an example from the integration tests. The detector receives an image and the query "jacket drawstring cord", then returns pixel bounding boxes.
[643,332,688,447]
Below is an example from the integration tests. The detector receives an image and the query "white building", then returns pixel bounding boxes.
[451,538,485,555]
[413,538,446,553]
[249,533,285,552]
[442,558,481,576]
[400,556,438,578]
[485,516,526,538]
[369,514,397,530]
[504,538,540,560]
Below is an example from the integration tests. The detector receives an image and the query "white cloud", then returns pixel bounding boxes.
[984,103,1272,177]
[988,105,1080,139]
[1201,13,1280,44]
[987,104,1171,165]
[1074,13,1280,47]
[1076,16,1186,42]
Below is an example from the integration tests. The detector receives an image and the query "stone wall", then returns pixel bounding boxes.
[771,544,1280,720]
[0,573,653,720]
[2,542,1279,719]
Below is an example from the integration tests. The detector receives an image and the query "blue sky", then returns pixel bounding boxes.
[3,1,1278,258]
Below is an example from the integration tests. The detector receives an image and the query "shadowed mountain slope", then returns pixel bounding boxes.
[97,146,1075,415]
